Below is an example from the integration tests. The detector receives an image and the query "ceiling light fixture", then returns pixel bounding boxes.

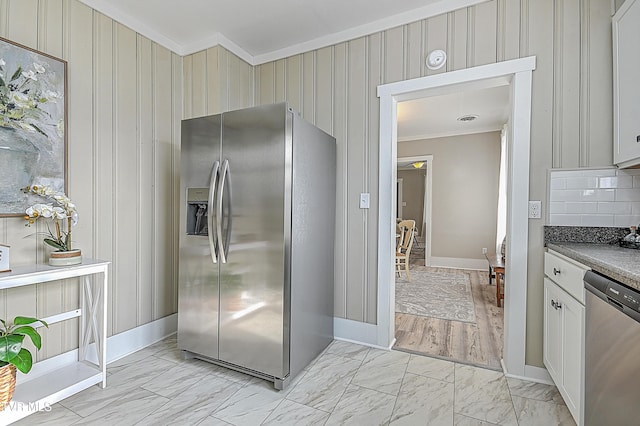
[457,114,479,122]
[411,161,425,169]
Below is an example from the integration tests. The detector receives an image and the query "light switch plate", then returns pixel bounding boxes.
[359,193,370,209]
[528,200,542,219]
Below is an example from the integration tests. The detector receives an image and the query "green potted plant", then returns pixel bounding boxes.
[0,316,48,408]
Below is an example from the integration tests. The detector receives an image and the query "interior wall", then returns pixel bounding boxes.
[397,169,425,235]
[0,0,614,369]
[182,45,254,118]
[251,0,613,367]
[399,132,501,261]
[0,0,183,360]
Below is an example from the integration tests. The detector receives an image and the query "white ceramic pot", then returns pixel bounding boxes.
[49,249,82,266]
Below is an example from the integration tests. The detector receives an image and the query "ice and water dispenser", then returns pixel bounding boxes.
[186,187,209,236]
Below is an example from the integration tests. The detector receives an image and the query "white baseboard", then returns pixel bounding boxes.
[90,313,178,364]
[502,359,554,385]
[334,317,378,346]
[18,314,178,384]
[334,317,397,350]
[430,256,488,270]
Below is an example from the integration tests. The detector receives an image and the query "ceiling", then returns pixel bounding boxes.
[79,0,486,64]
[79,0,503,141]
[397,85,510,142]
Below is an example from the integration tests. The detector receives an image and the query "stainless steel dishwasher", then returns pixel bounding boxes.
[584,270,640,426]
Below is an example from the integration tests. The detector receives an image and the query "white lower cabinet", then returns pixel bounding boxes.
[544,251,587,426]
[543,250,589,425]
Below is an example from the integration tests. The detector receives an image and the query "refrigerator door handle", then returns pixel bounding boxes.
[217,159,230,263]
[208,160,220,264]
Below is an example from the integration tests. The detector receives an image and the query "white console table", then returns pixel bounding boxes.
[0,258,109,424]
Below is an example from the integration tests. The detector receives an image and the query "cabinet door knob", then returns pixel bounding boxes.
[551,299,563,310]
[553,268,561,275]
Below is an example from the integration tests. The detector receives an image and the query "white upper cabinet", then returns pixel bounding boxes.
[614,0,640,167]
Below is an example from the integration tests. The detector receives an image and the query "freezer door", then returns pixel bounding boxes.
[178,115,222,360]
[218,103,290,378]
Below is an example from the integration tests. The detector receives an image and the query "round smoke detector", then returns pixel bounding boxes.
[426,49,447,70]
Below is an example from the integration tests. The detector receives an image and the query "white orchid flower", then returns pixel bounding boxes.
[52,207,66,220]
[71,212,79,226]
[21,70,37,81]
[0,58,5,67]
[39,204,54,218]
[33,63,45,73]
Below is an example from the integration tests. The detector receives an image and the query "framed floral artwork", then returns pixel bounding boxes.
[0,37,67,217]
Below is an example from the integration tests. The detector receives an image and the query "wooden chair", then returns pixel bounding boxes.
[485,253,505,307]
[396,219,416,281]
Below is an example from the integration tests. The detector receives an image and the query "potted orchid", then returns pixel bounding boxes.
[22,184,81,266]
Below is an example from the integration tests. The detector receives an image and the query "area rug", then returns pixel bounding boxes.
[396,270,476,323]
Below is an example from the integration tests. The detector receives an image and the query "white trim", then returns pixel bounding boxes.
[78,0,185,54]
[333,336,396,352]
[79,0,489,65]
[378,58,536,98]
[398,125,504,142]
[18,314,178,384]
[502,358,554,385]
[378,57,537,379]
[181,33,255,66]
[89,313,177,364]
[430,257,488,270]
[334,317,381,347]
[252,0,489,65]
[396,178,404,219]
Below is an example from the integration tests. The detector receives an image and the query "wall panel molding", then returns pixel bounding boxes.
[0,0,182,361]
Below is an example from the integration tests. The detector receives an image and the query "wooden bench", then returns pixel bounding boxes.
[485,253,505,308]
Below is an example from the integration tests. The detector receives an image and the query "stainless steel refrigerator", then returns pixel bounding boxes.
[177,103,335,389]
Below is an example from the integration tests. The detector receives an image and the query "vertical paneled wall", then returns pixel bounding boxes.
[250,0,614,368]
[182,46,254,118]
[0,0,611,369]
[0,0,182,360]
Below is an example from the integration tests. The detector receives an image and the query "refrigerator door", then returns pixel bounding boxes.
[178,115,222,360]
[218,103,290,378]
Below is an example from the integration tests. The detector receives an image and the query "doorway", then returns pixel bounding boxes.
[377,57,536,378]
[397,155,432,267]
[395,135,505,369]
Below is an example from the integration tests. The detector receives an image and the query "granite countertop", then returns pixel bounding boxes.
[547,242,640,291]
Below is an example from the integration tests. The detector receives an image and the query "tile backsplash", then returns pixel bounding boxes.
[549,168,640,227]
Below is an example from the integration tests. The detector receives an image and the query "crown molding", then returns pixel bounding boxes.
[252,0,487,65]
[80,0,489,64]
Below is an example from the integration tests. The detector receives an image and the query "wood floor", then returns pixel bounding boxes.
[393,264,505,370]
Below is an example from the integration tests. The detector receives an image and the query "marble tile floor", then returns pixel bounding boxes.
[15,336,575,426]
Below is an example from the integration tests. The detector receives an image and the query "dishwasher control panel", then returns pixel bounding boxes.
[586,270,640,312]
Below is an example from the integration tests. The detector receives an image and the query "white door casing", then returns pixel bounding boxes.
[377,57,536,378]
